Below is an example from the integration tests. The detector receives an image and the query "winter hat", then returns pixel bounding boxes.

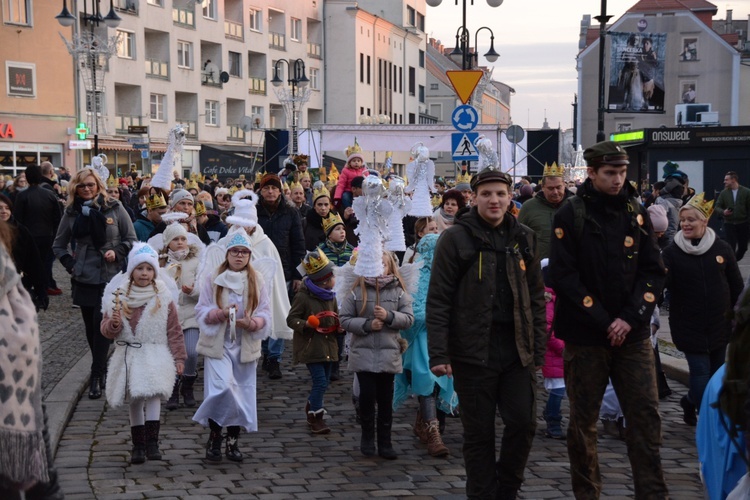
[163,222,189,248]
[127,242,160,279]
[647,204,669,232]
[169,189,193,208]
[226,189,259,228]
[260,173,282,191]
[224,230,252,253]
[520,184,534,197]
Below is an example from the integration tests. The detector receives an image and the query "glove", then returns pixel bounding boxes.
[60,255,75,274]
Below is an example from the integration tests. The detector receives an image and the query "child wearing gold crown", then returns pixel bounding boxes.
[334,139,368,210]
[287,249,341,434]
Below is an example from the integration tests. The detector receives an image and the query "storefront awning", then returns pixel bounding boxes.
[96,140,167,153]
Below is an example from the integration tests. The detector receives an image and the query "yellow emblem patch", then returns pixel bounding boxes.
[637,214,644,226]
[582,296,593,308]
[716,255,725,264]
[106,217,115,225]
[644,292,655,303]
[624,236,634,248]
[519,259,526,271]
[555,228,564,239]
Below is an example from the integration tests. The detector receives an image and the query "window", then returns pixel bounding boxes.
[290,18,301,42]
[359,53,364,83]
[150,93,166,121]
[116,30,134,59]
[367,55,371,84]
[4,0,30,25]
[228,51,241,77]
[251,105,263,118]
[419,85,425,103]
[419,50,425,68]
[147,0,163,5]
[399,67,402,93]
[430,83,438,90]
[177,41,192,69]
[408,66,415,95]
[310,68,319,90]
[417,12,425,32]
[202,0,215,19]
[249,7,262,31]
[406,6,415,26]
[205,100,218,126]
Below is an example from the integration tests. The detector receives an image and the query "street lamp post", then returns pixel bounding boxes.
[271,58,311,165]
[56,0,121,159]
[595,0,613,143]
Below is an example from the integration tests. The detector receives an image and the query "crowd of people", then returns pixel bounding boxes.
[1,139,749,500]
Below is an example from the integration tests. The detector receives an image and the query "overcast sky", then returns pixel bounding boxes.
[427,0,750,132]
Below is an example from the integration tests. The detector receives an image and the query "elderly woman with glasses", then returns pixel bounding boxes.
[53,168,137,400]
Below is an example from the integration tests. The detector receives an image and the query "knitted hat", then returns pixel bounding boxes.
[214,187,229,198]
[126,242,160,278]
[297,249,336,283]
[260,173,282,190]
[163,222,188,248]
[226,189,259,227]
[224,230,252,252]
[169,189,194,208]
[647,204,669,232]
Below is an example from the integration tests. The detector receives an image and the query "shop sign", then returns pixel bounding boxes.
[6,63,35,97]
[69,140,92,150]
[0,123,15,139]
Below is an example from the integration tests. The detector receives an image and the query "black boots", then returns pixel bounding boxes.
[205,420,223,462]
[145,420,162,460]
[680,395,697,426]
[360,414,376,457]
[166,376,180,410]
[181,375,197,407]
[88,375,102,399]
[267,358,282,380]
[377,418,397,460]
[225,426,243,462]
[130,425,146,464]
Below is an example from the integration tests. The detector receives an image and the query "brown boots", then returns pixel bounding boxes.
[414,408,449,457]
[305,401,330,434]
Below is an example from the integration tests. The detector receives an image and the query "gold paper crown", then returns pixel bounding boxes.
[322,212,344,235]
[190,172,199,181]
[282,180,290,191]
[185,179,199,192]
[293,154,309,166]
[238,174,246,181]
[313,184,330,202]
[456,171,472,186]
[290,179,302,191]
[254,171,264,185]
[146,192,167,210]
[431,194,442,208]
[194,200,206,216]
[329,164,340,182]
[685,192,714,219]
[318,166,328,183]
[299,171,311,181]
[300,248,331,277]
[107,175,118,188]
[212,174,218,181]
[228,185,239,195]
[346,138,363,158]
[542,162,565,178]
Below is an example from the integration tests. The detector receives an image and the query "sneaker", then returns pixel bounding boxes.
[544,427,565,440]
[267,358,282,380]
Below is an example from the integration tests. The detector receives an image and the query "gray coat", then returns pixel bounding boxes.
[340,278,414,374]
[53,198,136,285]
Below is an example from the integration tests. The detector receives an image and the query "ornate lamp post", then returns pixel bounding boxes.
[271,58,311,163]
[56,0,121,158]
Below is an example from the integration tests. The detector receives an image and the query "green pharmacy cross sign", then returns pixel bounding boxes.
[76,123,89,140]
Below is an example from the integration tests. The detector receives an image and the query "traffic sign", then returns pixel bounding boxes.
[451,132,479,162]
[506,124,525,144]
[446,70,484,104]
[128,137,149,144]
[451,104,479,132]
[141,150,149,159]
[132,143,149,150]
[128,125,148,134]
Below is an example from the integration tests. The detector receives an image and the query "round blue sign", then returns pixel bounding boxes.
[451,105,479,132]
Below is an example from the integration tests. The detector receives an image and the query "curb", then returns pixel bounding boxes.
[660,351,690,388]
[45,352,91,456]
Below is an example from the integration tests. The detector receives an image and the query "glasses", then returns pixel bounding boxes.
[77,183,97,190]
[228,248,250,257]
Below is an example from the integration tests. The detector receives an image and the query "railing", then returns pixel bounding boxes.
[269,32,285,50]
[114,0,137,15]
[201,70,222,88]
[145,59,169,79]
[248,77,266,95]
[224,20,243,40]
[177,120,197,139]
[114,114,142,134]
[307,42,321,59]
[227,126,246,142]
[172,7,195,27]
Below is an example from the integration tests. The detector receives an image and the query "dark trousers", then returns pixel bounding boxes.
[452,359,537,500]
[723,222,749,261]
[80,305,111,378]
[564,339,668,499]
[356,371,395,426]
[33,236,55,290]
[684,347,726,409]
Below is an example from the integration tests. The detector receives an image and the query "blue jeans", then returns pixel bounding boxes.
[307,362,332,411]
[340,191,353,209]
[684,348,726,409]
[544,387,566,423]
[261,337,284,361]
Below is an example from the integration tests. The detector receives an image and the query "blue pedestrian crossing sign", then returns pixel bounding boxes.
[451,104,479,132]
[452,132,479,162]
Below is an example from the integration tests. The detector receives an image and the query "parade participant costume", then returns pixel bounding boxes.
[384,176,411,252]
[404,143,437,217]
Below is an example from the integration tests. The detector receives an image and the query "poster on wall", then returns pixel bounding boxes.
[607,32,667,113]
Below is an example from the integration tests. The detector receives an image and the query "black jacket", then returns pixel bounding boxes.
[303,211,328,251]
[13,185,62,241]
[549,179,666,346]
[662,236,743,353]
[257,197,305,281]
[426,207,547,369]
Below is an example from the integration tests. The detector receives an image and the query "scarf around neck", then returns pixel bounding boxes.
[126,283,157,309]
[215,269,247,295]
[72,195,108,249]
[304,277,336,301]
[673,227,716,255]
[363,274,397,290]
[438,208,455,225]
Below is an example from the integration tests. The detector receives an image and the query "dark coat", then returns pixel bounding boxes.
[662,235,743,353]
[303,210,329,251]
[8,218,46,302]
[256,197,305,281]
[288,283,339,365]
[549,179,667,347]
[13,185,62,241]
[517,190,572,259]
[426,207,547,369]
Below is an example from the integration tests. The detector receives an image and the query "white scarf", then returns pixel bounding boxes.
[215,269,247,295]
[126,283,157,309]
[168,248,189,261]
[673,227,716,256]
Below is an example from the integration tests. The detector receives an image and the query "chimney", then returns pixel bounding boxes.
[579,15,591,50]
[726,9,733,34]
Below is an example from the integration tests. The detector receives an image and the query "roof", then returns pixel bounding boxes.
[719,32,739,46]
[425,44,457,89]
[626,0,718,13]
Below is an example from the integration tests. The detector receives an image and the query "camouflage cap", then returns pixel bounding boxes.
[583,140,629,167]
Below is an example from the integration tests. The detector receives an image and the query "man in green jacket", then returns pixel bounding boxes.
[427,166,546,500]
[715,170,750,260]
[517,163,571,259]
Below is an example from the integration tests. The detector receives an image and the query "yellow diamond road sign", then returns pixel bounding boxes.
[446,70,484,104]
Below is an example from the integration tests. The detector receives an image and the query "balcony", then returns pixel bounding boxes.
[172,7,195,28]
[227,126,246,142]
[248,77,266,95]
[307,42,321,59]
[177,120,197,139]
[225,20,243,41]
[145,59,169,80]
[114,0,137,15]
[269,32,285,50]
[115,114,143,134]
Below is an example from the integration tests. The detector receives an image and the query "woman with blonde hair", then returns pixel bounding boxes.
[53,168,136,399]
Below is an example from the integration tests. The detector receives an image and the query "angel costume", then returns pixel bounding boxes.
[405,144,437,217]
[385,177,411,252]
[353,175,392,278]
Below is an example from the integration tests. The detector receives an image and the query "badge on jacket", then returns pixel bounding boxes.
[106,217,114,225]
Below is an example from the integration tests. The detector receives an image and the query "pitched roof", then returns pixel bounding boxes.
[626,0,718,13]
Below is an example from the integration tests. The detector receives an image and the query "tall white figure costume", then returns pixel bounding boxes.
[198,190,293,341]
[474,135,500,170]
[150,124,187,191]
[384,176,411,252]
[404,143,437,217]
[353,175,392,277]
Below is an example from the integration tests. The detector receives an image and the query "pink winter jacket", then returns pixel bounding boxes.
[333,164,368,201]
[542,286,565,379]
